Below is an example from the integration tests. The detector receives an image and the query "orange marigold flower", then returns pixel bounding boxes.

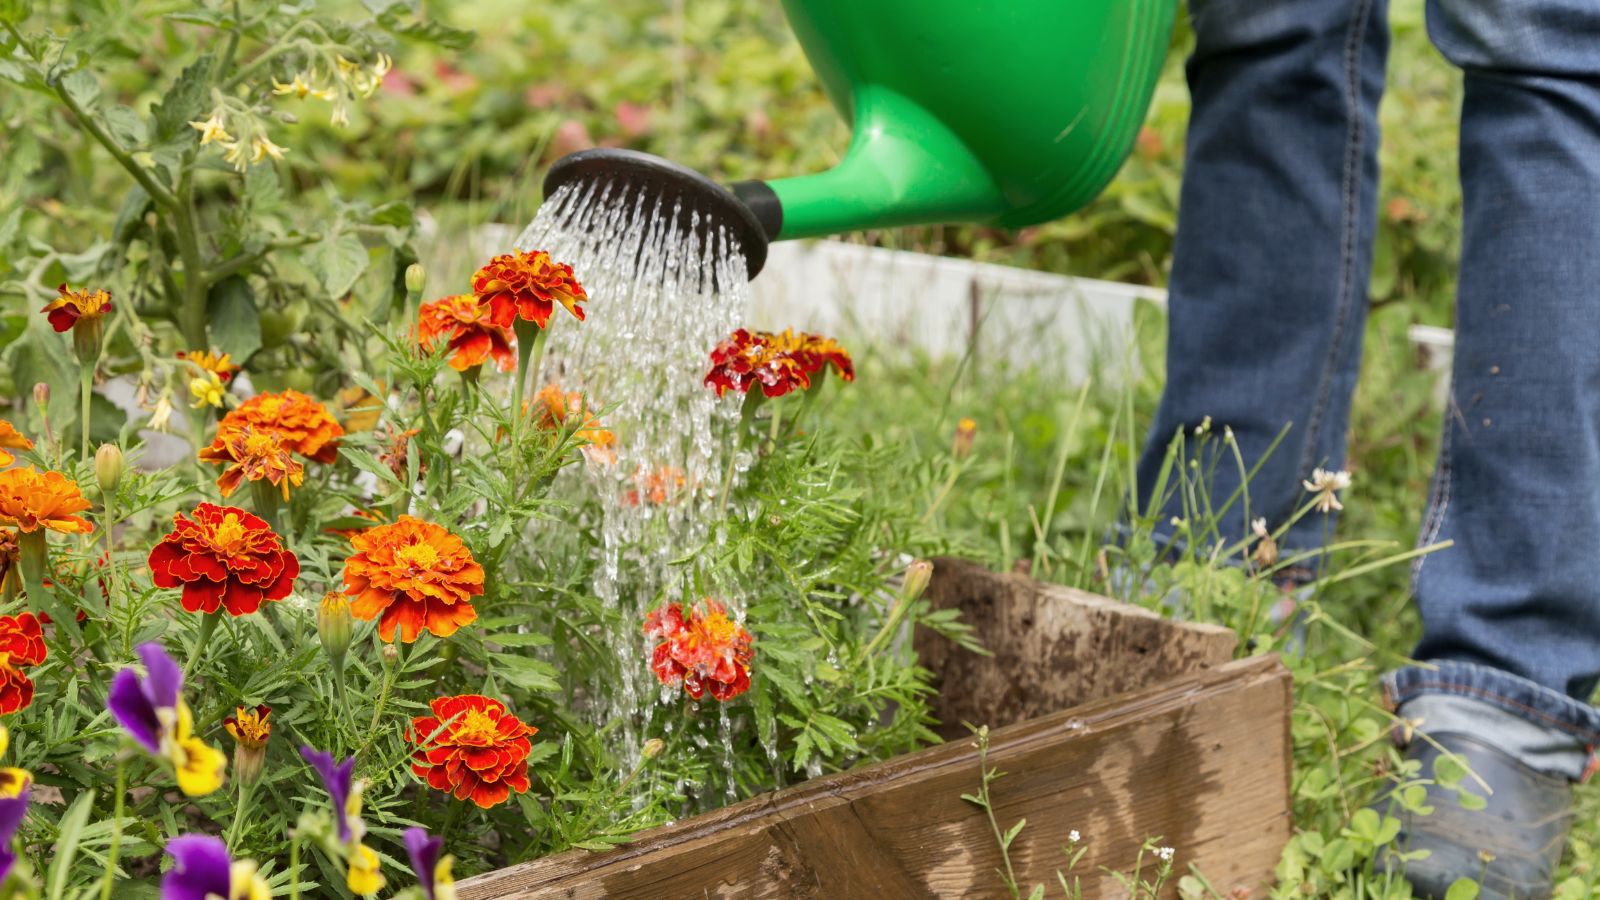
[148,503,299,617]
[220,389,345,464]
[624,465,687,507]
[472,250,587,330]
[0,468,93,535]
[0,613,46,715]
[178,349,240,383]
[0,421,30,468]
[342,516,484,643]
[407,694,536,809]
[532,384,616,458]
[704,328,855,399]
[644,599,754,702]
[41,284,111,333]
[418,295,516,372]
[198,424,306,499]
[224,704,272,750]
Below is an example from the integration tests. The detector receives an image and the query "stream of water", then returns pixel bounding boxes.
[513,179,753,775]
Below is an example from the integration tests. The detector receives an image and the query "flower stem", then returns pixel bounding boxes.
[100,756,126,900]
[184,610,221,680]
[250,478,284,535]
[77,362,94,464]
[16,532,49,616]
[226,776,256,850]
[289,836,301,900]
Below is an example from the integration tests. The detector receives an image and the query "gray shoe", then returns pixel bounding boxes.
[1378,732,1573,899]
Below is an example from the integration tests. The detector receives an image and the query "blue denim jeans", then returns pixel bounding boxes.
[1140,0,1600,778]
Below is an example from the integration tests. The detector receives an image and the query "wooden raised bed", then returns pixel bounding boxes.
[461,558,1292,898]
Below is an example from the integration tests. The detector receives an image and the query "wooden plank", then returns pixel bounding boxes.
[459,655,1291,899]
[915,558,1239,735]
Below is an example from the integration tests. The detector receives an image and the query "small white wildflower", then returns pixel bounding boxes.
[1068,829,1081,843]
[1251,517,1278,568]
[1302,467,1353,513]
[1194,415,1211,435]
[147,391,175,432]
[1156,846,1174,863]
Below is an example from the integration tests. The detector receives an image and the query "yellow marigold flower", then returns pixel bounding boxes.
[179,349,239,383]
[188,112,233,146]
[189,371,226,409]
[41,284,112,333]
[198,424,306,500]
[0,420,33,468]
[347,842,384,895]
[0,467,93,534]
[251,136,288,164]
[167,701,228,797]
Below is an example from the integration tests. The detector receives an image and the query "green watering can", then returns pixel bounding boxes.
[544,0,1178,277]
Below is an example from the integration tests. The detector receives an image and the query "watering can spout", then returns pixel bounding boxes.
[542,0,1178,280]
[730,87,1001,242]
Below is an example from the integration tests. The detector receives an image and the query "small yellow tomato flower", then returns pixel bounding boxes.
[188,112,233,146]
[189,372,225,409]
[251,136,288,164]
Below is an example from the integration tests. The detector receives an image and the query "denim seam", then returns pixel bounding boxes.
[1389,677,1600,744]
[1296,0,1376,485]
[1413,402,1455,580]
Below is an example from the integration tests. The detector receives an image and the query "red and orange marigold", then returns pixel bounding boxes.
[218,389,345,464]
[197,424,305,499]
[342,516,484,642]
[0,613,46,714]
[148,503,299,617]
[704,328,855,399]
[41,284,111,333]
[0,468,93,535]
[407,694,536,809]
[0,421,31,469]
[472,250,587,330]
[644,599,754,702]
[418,294,516,373]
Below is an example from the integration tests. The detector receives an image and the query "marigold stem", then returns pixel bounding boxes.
[184,610,222,680]
[78,362,94,465]
[16,532,49,617]
[100,755,126,900]
[226,775,257,851]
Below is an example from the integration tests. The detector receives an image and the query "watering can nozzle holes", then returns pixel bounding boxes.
[544,149,772,280]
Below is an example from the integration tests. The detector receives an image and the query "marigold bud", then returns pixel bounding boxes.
[223,704,271,787]
[952,417,977,460]
[405,263,426,295]
[318,592,353,664]
[382,642,399,666]
[94,444,123,494]
[901,559,933,602]
[31,383,48,407]
[641,738,665,760]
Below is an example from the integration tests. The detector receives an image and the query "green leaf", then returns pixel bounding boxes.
[1432,753,1467,790]
[489,632,553,648]
[60,69,100,111]
[103,105,147,148]
[1001,818,1026,849]
[0,0,33,25]
[1445,879,1481,900]
[343,447,402,490]
[208,276,262,363]
[165,9,226,26]
[309,233,368,299]
[152,57,213,142]
[492,655,561,693]
[47,789,94,900]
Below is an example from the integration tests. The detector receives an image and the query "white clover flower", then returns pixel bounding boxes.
[1302,467,1352,513]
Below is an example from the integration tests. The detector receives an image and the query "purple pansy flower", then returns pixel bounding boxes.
[107,642,183,754]
[300,745,357,843]
[404,827,446,900]
[161,834,230,900]
[0,789,29,884]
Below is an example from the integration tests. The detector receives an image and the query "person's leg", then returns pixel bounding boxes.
[1380,1,1600,894]
[1136,0,1388,561]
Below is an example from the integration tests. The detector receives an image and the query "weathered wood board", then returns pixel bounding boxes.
[460,658,1291,898]
[915,557,1239,736]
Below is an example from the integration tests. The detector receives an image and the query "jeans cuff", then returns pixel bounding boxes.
[1383,660,1600,781]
